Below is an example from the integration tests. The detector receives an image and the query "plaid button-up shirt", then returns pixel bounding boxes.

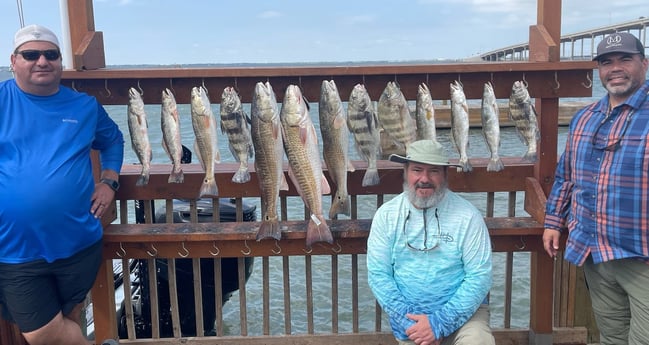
[545,80,649,266]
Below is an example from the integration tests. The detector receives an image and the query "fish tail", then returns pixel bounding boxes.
[168,167,184,183]
[328,192,351,219]
[256,218,281,241]
[232,167,251,184]
[361,168,380,187]
[486,157,504,172]
[522,150,538,163]
[136,172,150,186]
[460,159,473,173]
[198,179,219,198]
[306,215,332,247]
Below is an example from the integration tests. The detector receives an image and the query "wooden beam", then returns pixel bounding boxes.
[66,0,105,70]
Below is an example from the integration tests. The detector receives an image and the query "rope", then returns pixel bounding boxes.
[16,0,25,28]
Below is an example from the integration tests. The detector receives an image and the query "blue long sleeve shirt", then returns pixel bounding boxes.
[545,81,649,266]
[367,191,492,340]
[0,79,124,263]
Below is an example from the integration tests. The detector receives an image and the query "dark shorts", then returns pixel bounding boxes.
[0,239,102,332]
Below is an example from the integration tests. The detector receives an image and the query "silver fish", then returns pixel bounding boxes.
[191,86,220,198]
[377,81,416,150]
[347,84,381,187]
[251,81,288,241]
[160,88,184,183]
[508,81,539,162]
[220,86,254,183]
[415,83,437,142]
[319,80,354,219]
[127,87,152,186]
[449,81,472,172]
[480,82,504,172]
[280,85,332,247]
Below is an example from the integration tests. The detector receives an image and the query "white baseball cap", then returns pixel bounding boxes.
[13,24,60,51]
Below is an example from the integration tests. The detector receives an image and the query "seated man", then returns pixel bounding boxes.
[367,139,494,345]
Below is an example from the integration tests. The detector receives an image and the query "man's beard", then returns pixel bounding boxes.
[404,180,448,209]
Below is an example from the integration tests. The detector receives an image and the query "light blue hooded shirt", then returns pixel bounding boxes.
[367,190,492,340]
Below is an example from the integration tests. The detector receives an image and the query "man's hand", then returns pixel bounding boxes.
[405,314,441,345]
[542,228,561,259]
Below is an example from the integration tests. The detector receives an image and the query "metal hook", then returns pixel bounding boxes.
[298,76,303,89]
[201,78,209,95]
[116,242,126,257]
[302,246,313,254]
[271,240,282,255]
[209,242,220,256]
[581,72,593,89]
[71,80,78,92]
[331,242,342,254]
[362,75,366,85]
[102,79,112,98]
[234,77,239,92]
[514,236,526,250]
[169,78,176,94]
[178,242,189,258]
[490,72,494,85]
[521,73,529,88]
[146,243,158,257]
[137,80,144,96]
[241,240,251,255]
[425,73,429,86]
[552,71,561,90]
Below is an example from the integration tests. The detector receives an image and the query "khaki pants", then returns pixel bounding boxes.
[396,304,495,345]
[584,257,649,345]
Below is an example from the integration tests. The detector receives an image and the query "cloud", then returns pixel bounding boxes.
[258,10,281,19]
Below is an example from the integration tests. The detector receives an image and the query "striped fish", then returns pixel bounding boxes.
[508,81,539,162]
[347,84,381,186]
[220,86,254,183]
[377,81,416,150]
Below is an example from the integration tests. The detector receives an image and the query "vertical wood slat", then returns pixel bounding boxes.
[238,257,248,336]
[352,254,359,333]
[504,191,518,328]
[305,255,314,334]
[146,259,160,338]
[331,255,339,333]
[122,258,136,339]
[214,258,224,336]
[167,259,181,338]
[282,256,292,334]
[192,259,205,336]
[262,257,271,335]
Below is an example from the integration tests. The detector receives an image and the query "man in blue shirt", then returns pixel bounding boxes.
[0,25,124,345]
[544,32,649,344]
[367,140,494,345]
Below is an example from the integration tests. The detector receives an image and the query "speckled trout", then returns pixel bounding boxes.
[251,81,288,241]
[319,80,354,219]
[161,88,184,183]
[450,81,472,172]
[127,87,152,186]
[508,81,539,162]
[416,83,437,142]
[480,82,504,172]
[191,86,220,198]
[347,84,381,186]
[220,86,254,183]
[280,85,332,247]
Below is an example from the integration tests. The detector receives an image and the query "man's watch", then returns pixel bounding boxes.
[100,178,120,192]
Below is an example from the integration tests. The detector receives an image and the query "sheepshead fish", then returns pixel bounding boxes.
[280,85,332,247]
[347,84,381,187]
[161,88,184,183]
[415,83,437,141]
[508,81,539,162]
[450,81,472,172]
[191,86,220,198]
[220,86,254,183]
[319,80,354,219]
[377,81,416,150]
[480,82,504,172]
[251,81,288,241]
[127,87,152,186]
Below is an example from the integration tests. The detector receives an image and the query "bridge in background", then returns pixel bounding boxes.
[479,17,649,61]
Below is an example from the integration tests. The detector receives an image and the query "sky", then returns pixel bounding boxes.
[1,0,648,67]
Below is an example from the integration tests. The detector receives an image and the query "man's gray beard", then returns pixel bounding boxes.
[404,180,448,209]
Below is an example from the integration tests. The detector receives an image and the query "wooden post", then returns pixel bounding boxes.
[65,0,106,70]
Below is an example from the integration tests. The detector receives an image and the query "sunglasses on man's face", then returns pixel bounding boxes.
[14,49,61,61]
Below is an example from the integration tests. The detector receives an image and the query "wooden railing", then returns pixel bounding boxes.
[84,159,587,345]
